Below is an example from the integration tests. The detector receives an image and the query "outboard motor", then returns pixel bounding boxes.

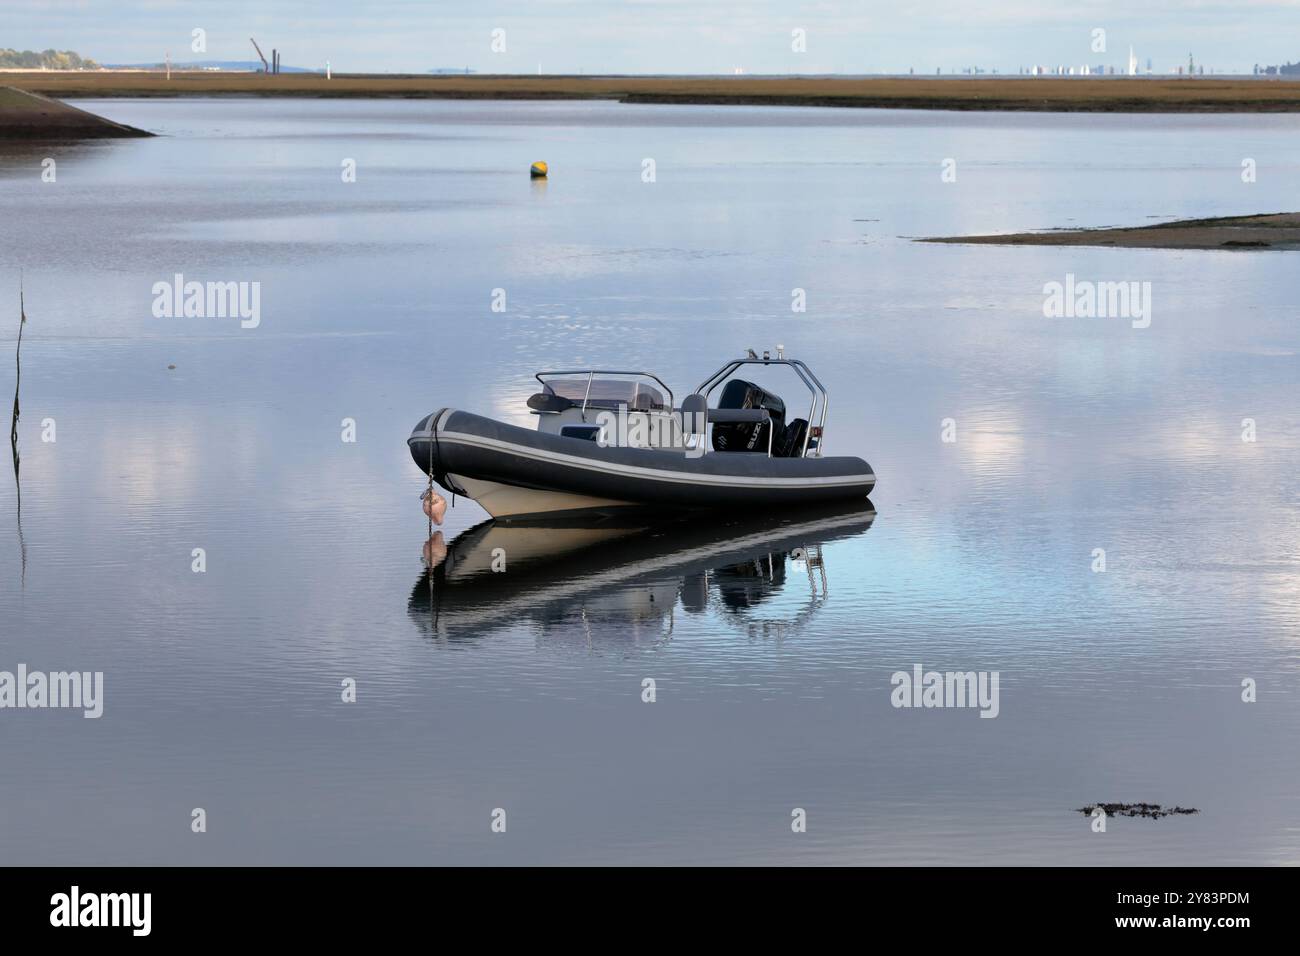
[711,379,785,452]
[774,418,809,458]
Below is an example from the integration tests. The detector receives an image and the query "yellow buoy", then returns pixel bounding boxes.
[530,161,548,178]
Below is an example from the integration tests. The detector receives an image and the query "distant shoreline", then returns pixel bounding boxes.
[921,212,1300,250]
[6,72,1300,112]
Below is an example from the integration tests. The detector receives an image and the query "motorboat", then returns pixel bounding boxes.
[408,351,876,520]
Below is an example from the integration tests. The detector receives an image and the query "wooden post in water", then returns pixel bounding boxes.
[11,283,25,456]
[11,282,26,585]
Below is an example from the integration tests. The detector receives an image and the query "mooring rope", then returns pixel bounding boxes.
[427,420,434,539]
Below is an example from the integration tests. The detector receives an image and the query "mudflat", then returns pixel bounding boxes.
[0,85,151,138]
[4,71,1300,112]
[921,212,1300,250]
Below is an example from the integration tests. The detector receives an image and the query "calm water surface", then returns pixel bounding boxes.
[1,99,1298,864]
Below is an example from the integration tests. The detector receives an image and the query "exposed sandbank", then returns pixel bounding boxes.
[0,86,151,138]
[921,212,1300,250]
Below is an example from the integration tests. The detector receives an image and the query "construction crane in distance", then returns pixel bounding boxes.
[250,38,270,73]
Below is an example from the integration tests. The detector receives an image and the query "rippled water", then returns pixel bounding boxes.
[1,99,1297,864]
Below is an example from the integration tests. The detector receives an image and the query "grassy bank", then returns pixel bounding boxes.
[5,71,1300,112]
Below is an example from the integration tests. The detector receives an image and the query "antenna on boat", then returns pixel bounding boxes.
[746,348,758,359]
[776,343,785,359]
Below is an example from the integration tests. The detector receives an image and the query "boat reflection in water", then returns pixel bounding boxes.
[407,501,875,647]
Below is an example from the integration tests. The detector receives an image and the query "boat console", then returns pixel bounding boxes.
[528,350,828,459]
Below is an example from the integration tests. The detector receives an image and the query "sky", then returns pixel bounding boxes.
[5,0,1300,75]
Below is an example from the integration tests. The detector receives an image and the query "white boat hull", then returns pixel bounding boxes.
[448,473,636,518]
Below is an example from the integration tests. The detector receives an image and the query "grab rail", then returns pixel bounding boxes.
[693,356,828,457]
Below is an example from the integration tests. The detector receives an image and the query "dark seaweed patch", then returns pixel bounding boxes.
[1077,802,1199,819]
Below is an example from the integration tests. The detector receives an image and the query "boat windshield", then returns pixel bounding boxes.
[535,370,673,411]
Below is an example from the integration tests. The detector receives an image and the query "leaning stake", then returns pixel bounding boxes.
[10,283,24,452]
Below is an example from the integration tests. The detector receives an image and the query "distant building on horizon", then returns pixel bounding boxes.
[1259,60,1300,75]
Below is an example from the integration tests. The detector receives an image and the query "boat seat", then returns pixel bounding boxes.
[708,408,772,424]
[528,392,571,413]
[680,394,708,451]
[679,397,772,426]
[680,393,707,429]
[681,393,789,454]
